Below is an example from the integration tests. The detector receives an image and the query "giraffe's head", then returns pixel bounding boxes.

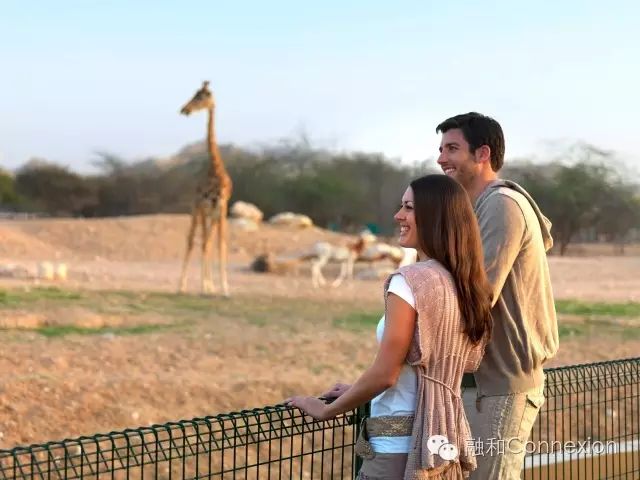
[180,81,214,116]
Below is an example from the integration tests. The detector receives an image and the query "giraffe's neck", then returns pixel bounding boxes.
[207,107,228,180]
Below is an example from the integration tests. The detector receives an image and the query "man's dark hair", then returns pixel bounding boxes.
[436,112,505,172]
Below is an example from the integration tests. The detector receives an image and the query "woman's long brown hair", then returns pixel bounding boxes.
[409,174,493,344]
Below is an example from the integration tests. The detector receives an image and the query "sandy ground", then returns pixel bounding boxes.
[2,214,640,302]
[0,215,639,449]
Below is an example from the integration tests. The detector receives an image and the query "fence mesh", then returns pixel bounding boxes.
[1,358,638,479]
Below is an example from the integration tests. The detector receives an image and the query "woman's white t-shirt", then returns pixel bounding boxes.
[369,274,417,453]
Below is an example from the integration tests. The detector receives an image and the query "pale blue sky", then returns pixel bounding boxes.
[1,0,639,173]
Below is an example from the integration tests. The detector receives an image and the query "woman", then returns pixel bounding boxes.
[286,174,493,479]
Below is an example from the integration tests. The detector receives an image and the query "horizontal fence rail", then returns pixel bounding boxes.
[1,357,639,479]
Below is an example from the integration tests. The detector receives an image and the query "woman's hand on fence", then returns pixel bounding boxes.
[320,383,351,400]
[284,396,333,421]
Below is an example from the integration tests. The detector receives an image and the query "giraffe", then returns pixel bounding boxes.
[177,81,233,297]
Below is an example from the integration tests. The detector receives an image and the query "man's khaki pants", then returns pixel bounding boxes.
[462,384,545,479]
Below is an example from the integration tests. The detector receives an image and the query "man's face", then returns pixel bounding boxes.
[437,128,480,190]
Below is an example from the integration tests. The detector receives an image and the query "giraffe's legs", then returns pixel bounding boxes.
[201,214,217,295]
[218,203,230,297]
[206,221,219,294]
[178,208,200,293]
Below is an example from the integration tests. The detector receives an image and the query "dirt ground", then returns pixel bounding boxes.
[0,215,639,449]
[2,214,640,301]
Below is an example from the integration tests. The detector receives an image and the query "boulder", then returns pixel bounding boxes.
[230,201,263,223]
[268,212,313,228]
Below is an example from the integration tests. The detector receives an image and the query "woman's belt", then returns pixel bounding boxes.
[354,415,414,459]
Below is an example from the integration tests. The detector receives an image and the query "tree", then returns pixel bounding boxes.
[596,184,640,253]
[509,143,638,255]
[14,160,97,216]
[0,169,21,207]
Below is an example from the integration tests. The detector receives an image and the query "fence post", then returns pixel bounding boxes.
[353,401,370,479]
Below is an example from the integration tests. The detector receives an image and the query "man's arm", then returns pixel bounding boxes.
[477,193,526,306]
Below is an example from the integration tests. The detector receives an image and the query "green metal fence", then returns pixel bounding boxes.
[524,357,640,479]
[0,404,367,480]
[1,357,639,479]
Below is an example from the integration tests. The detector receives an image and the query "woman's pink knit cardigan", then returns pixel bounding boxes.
[384,259,487,480]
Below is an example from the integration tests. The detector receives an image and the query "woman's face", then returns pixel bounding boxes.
[394,186,418,249]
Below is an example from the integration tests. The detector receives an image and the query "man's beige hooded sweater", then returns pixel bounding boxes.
[473,180,559,396]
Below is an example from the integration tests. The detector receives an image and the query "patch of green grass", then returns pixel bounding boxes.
[102,291,297,320]
[0,290,20,307]
[556,300,640,317]
[143,293,218,312]
[89,291,217,316]
[245,316,267,327]
[30,287,84,301]
[0,287,83,305]
[333,312,380,331]
[621,327,640,339]
[1,287,385,340]
[558,323,588,339]
[35,323,178,338]
[557,316,640,341]
[0,287,239,319]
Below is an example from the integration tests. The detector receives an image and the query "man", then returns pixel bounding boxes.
[435,112,559,479]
